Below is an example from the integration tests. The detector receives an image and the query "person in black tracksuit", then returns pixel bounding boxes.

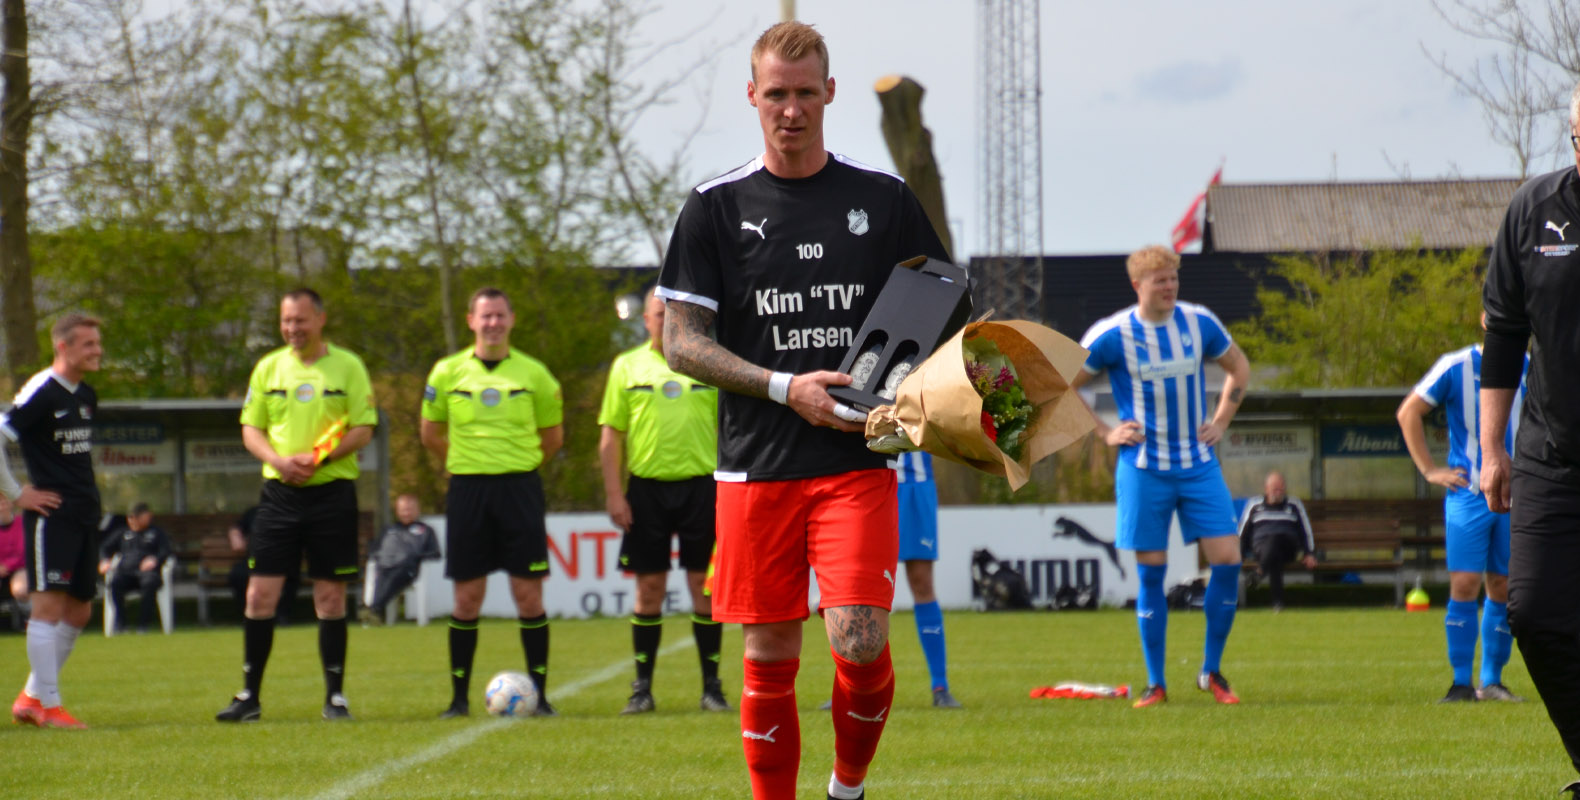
[1480,81,1580,795]
[1236,471,1316,610]
[97,503,172,633]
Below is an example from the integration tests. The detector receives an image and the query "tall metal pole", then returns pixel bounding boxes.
[976,0,1044,321]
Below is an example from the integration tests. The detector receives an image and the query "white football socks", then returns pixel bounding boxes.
[23,619,60,707]
[23,620,80,707]
[828,775,864,800]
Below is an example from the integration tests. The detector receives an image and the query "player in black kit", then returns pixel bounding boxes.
[1481,80,1580,795]
[1,312,104,729]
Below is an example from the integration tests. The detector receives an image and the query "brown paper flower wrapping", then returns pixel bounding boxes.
[865,320,1094,491]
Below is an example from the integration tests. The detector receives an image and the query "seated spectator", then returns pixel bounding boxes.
[226,506,299,624]
[0,494,26,618]
[359,494,439,624]
[1237,471,1317,611]
[97,503,172,634]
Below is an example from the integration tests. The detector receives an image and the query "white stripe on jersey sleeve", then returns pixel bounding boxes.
[830,153,904,182]
[696,157,765,194]
[1080,306,1135,350]
[1411,347,1471,407]
[713,470,749,483]
[2,369,56,442]
[655,286,720,313]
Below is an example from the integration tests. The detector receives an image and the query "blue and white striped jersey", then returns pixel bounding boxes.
[1411,345,1528,496]
[1080,303,1232,472]
[891,451,933,484]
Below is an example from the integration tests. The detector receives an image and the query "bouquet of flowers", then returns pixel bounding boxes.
[966,339,1037,461]
[865,319,1093,490]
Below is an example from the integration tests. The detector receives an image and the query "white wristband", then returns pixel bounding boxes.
[767,372,793,405]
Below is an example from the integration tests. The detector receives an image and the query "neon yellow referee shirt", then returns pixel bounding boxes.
[422,347,563,475]
[240,344,378,486]
[597,342,716,480]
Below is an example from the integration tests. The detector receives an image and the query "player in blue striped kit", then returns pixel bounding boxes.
[893,451,960,708]
[1397,324,1529,703]
[1072,245,1251,708]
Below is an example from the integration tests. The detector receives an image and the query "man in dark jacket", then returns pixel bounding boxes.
[1480,79,1580,795]
[360,494,439,623]
[96,503,171,634]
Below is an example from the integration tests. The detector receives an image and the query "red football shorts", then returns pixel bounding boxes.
[712,468,899,624]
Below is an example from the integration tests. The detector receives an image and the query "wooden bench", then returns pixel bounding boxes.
[154,511,379,625]
[1241,516,1406,606]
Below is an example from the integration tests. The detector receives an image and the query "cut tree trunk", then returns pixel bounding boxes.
[0,0,36,387]
[875,74,953,260]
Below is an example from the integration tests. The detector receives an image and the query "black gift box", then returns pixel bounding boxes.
[828,256,972,412]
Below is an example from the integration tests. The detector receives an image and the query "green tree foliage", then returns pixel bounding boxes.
[1231,248,1487,389]
[23,0,695,511]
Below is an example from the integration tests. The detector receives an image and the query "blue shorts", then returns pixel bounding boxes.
[1115,460,1237,552]
[896,480,939,562]
[1444,489,1510,575]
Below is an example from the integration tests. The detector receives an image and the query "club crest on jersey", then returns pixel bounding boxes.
[662,380,683,399]
[480,387,502,407]
[295,383,315,403]
[79,405,91,420]
[847,209,869,236]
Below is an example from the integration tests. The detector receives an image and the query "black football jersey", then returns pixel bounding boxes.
[658,153,949,481]
[0,369,99,502]
[1485,166,1580,483]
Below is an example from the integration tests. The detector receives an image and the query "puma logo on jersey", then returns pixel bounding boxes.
[846,707,887,723]
[741,218,767,239]
[1548,220,1571,241]
[742,725,779,742]
[882,569,895,588]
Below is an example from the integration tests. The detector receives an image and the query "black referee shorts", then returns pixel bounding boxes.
[251,479,360,581]
[445,472,549,581]
[619,474,716,574]
[23,498,101,601]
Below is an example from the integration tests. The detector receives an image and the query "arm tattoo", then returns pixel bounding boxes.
[1228,387,1243,404]
[662,301,772,397]
[826,605,888,663]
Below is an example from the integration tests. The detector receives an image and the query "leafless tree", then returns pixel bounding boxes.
[1426,0,1580,179]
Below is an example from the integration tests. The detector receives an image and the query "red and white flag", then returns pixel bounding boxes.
[1170,165,1223,253]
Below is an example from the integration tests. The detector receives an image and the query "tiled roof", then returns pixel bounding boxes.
[1207,178,1521,253]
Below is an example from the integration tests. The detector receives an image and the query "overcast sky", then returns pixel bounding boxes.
[626,0,1569,261]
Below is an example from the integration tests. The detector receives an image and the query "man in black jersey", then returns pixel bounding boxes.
[659,21,950,800]
[1481,80,1580,794]
[1,312,104,729]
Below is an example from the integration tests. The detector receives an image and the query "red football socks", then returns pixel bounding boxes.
[741,657,801,800]
[830,643,895,789]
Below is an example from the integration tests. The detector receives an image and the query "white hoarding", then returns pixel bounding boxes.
[407,505,1198,620]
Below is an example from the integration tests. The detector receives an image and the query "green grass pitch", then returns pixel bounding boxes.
[0,608,1563,798]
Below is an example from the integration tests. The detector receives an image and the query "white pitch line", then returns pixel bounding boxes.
[308,637,697,800]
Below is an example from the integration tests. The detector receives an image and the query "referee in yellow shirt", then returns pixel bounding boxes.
[422,288,564,718]
[217,288,378,723]
[599,290,727,714]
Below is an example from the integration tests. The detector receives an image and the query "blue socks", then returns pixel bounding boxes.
[1201,564,1240,676]
[1480,599,1512,687]
[1136,564,1169,688]
[1445,599,1479,686]
[912,600,949,692]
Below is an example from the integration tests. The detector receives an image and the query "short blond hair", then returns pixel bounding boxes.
[51,312,101,345]
[751,21,828,81]
[1126,245,1180,282]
